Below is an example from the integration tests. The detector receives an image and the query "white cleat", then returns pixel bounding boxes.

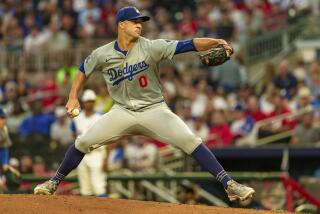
[34,180,58,195]
[225,180,255,202]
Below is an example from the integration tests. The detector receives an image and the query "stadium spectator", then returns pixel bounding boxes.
[78,0,101,32]
[42,21,71,53]
[29,71,60,112]
[19,98,55,156]
[73,89,107,197]
[259,83,277,115]
[209,57,247,92]
[61,14,78,40]
[216,8,235,41]
[104,140,125,172]
[21,11,42,38]
[291,112,320,146]
[305,68,320,100]
[125,136,157,172]
[246,95,266,122]
[3,17,24,53]
[292,58,307,82]
[1,81,19,115]
[273,60,297,98]
[0,108,12,176]
[258,62,277,94]
[178,7,197,38]
[32,156,50,177]
[61,0,78,40]
[190,81,208,118]
[6,99,28,135]
[14,68,31,98]
[206,110,233,148]
[100,1,117,37]
[50,106,74,161]
[259,92,296,142]
[6,99,29,158]
[294,86,318,110]
[230,104,255,140]
[23,26,45,54]
[19,154,33,174]
[206,86,228,111]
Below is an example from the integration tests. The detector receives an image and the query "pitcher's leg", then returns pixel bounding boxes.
[34,106,137,195]
[75,106,137,153]
[139,104,254,200]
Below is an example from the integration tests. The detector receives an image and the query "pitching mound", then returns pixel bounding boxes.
[0,195,291,214]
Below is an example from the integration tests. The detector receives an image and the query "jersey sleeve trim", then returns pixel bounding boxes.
[174,39,196,54]
[78,62,85,73]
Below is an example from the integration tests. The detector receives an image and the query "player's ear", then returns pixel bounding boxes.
[118,21,125,30]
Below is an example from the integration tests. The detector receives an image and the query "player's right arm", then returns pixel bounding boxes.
[66,50,100,117]
[66,71,86,118]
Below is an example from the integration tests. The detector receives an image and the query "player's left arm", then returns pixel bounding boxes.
[175,38,233,56]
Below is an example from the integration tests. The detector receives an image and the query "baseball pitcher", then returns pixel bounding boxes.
[34,6,254,201]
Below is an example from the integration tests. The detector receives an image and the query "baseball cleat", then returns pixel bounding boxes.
[34,180,59,195]
[225,180,255,202]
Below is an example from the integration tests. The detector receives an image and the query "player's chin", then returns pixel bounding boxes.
[134,31,141,37]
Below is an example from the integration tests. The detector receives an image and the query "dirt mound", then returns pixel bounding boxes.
[0,195,291,214]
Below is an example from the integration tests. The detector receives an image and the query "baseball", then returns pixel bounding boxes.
[71,108,80,117]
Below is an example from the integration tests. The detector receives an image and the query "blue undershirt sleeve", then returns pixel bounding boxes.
[174,39,196,54]
[78,62,85,73]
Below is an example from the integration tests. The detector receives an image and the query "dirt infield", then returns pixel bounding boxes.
[0,195,292,214]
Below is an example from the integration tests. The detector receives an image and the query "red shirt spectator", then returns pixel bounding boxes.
[178,8,197,37]
[246,95,267,122]
[256,0,273,16]
[267,107,296,129]
[206,111,233,148]
[206,124,233,148]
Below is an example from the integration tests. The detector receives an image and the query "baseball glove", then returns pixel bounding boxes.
[199,44,231,66]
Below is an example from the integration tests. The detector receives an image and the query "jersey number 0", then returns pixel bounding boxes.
[139,75,148,88]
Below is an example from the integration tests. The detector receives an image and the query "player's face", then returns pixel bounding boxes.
[83,101,95,112]
[123,19,143,38]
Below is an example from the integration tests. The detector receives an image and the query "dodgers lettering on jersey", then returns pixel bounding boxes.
[83,37,178,110]
[107,61,149,86]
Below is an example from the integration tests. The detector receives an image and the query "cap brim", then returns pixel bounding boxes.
[129,15,150,22]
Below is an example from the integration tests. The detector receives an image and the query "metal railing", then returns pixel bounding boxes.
[244,19,306,65]
[235,105,313,147]
[0,39,197,73]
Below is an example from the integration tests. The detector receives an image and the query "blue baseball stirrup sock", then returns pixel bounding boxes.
[51,144,85,184]
[191,143,231,188]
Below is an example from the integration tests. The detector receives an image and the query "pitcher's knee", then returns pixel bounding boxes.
[75,136,92,154]
[179,135,202,155]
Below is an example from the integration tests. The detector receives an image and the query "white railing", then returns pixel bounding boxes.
[236,105,313,147]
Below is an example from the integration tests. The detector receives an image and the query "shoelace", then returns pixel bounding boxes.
[47,180,58,189]
[230,182,247,192]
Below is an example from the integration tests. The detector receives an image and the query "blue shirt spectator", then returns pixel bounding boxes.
[19,113,56,136]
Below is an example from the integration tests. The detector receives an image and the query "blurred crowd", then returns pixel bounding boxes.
[1,56,320,179]
[0,0,313,55]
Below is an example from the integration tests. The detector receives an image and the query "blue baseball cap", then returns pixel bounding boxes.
[116,6,150,24]
[0,108,6,118]
[234,103,244,112]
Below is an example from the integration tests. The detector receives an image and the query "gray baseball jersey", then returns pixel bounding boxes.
[83,36,178,110]
[75,37,202,155]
